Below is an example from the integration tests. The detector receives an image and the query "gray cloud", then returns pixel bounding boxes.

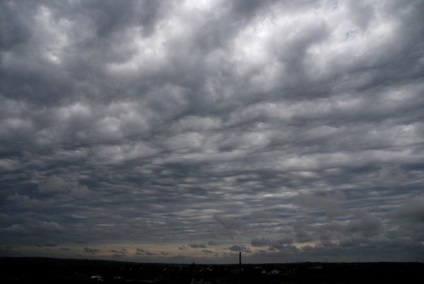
[213,214,244,230]
[1,0,424,263]
[136,248,155,256]
[228,244,250,253]
[393,197,424,223]
[189,243,208,249]
[84,247,98,255]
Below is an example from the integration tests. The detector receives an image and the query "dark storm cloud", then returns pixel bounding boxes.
[1,0,424,262]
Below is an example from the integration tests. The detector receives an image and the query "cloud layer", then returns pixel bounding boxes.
[1,0,424,263]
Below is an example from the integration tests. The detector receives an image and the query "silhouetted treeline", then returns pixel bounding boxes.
[1,257,423,283]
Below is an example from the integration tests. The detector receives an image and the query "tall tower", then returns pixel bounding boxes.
[238,252,242,284]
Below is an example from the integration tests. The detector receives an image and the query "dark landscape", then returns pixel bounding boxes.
[1,257,423,284]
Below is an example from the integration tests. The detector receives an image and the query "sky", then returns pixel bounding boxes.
[1,0,424,264]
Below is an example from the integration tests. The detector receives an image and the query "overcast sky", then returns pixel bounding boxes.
[1,0,424,263]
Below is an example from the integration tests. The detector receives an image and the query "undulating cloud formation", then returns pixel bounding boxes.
[1,0,424,263]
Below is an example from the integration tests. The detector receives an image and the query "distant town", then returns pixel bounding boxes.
[1,257,423,283]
